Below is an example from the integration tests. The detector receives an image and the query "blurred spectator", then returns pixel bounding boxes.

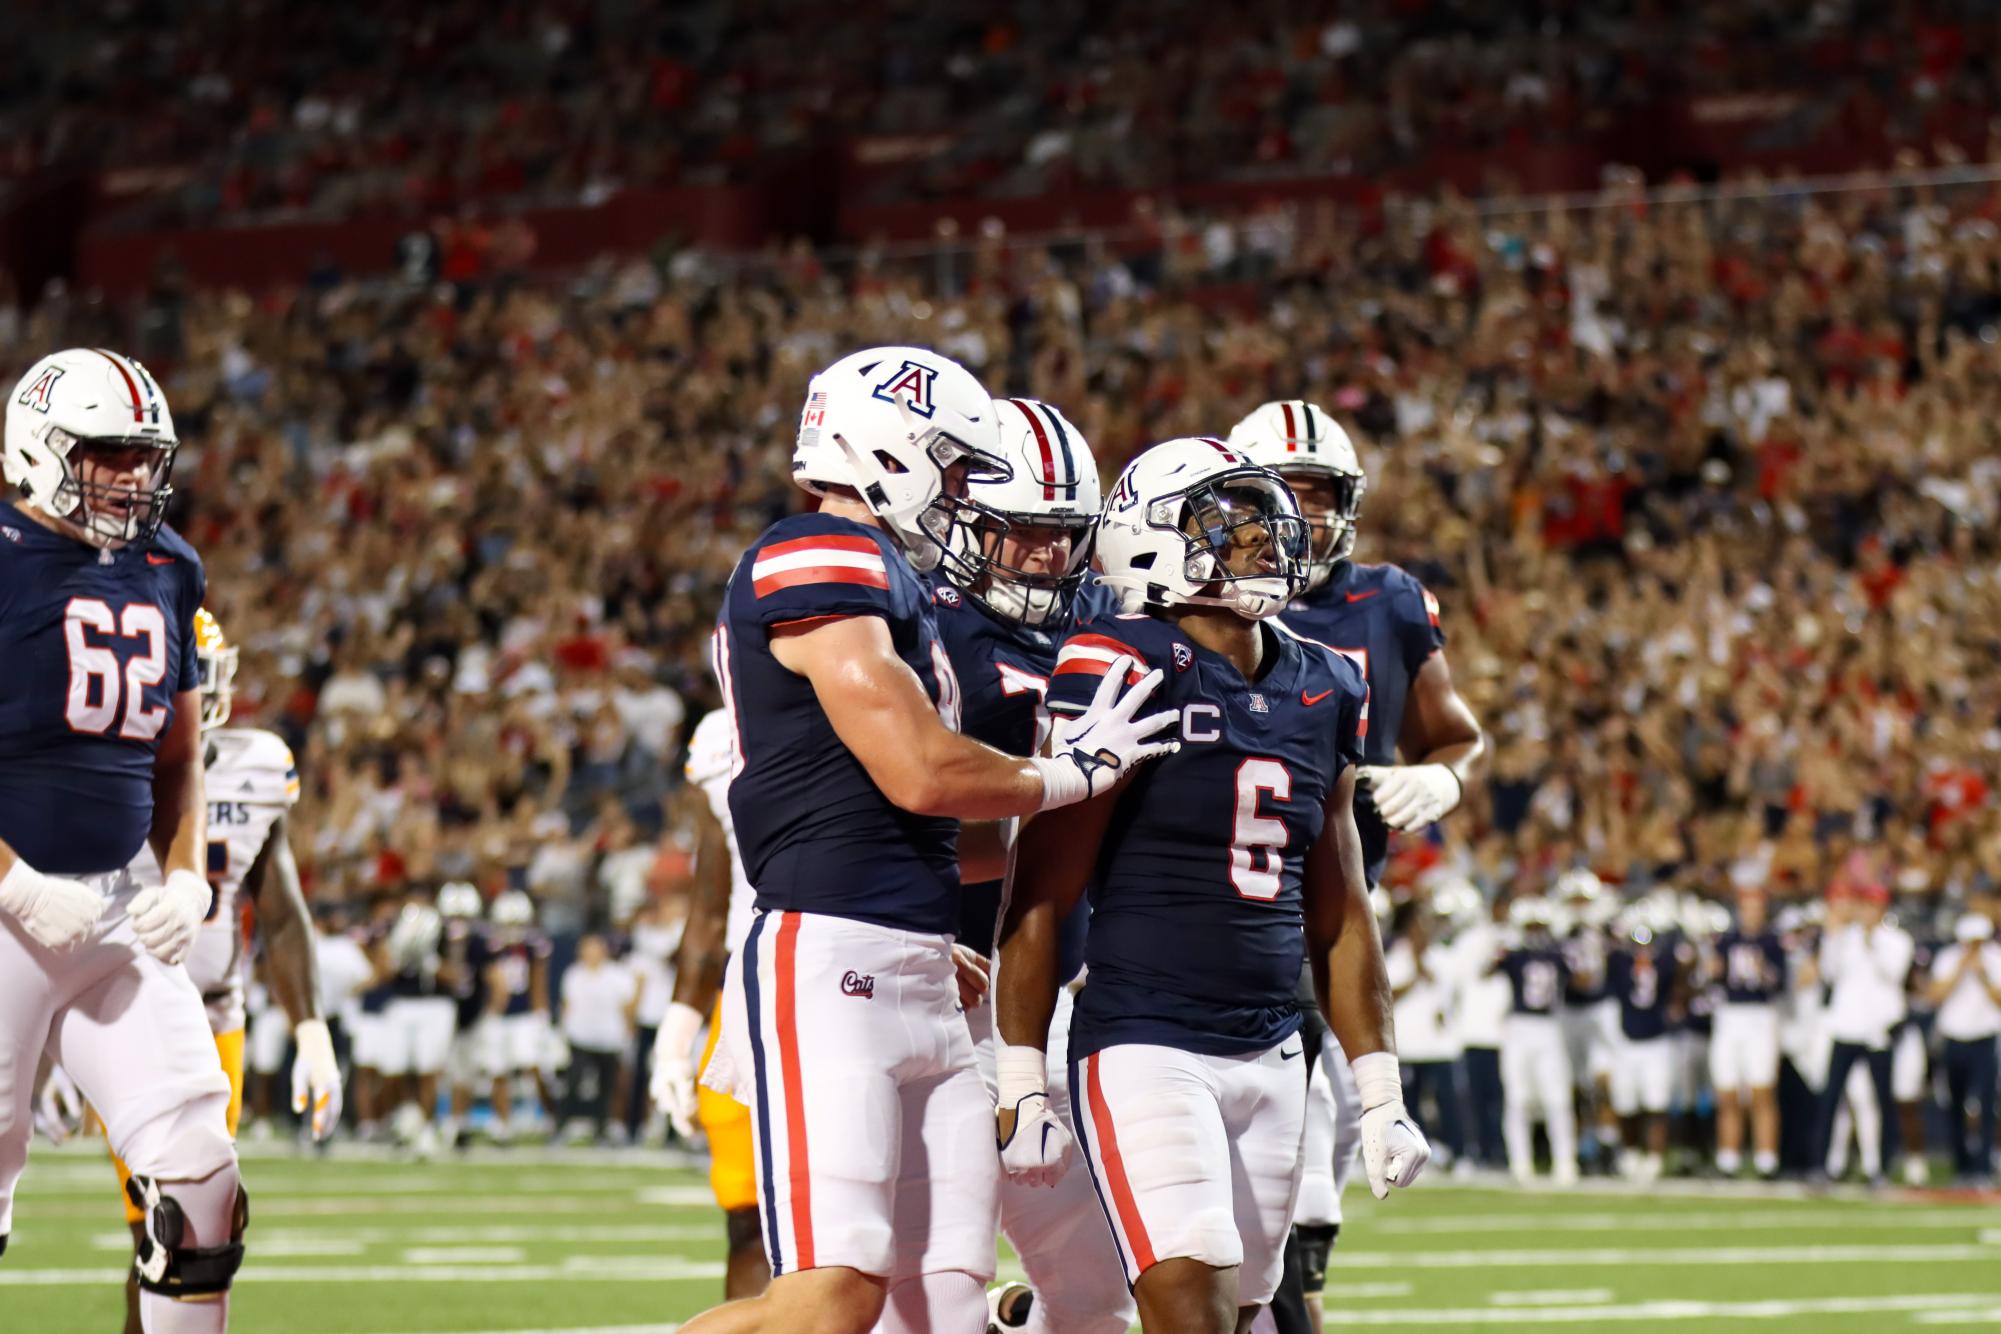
[558,933,639,1144]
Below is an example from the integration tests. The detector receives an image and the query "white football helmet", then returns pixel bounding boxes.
[193,607,238,732]
[438,882,484,920]
[490,889,536,930]
[791,346,1005,573]
[1227,400,1365,591]
[4,347,179,548]
[1096,437,1309,621]
[937,397,1100,626]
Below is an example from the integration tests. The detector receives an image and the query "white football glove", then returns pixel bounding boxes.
[1357,763,1462,831]
[291,1019,344,1140]
[651,1001,706,1142]
[126,868,212,965]
[0,858,104,952]
[33,1061,84,1145]
[1033,657,1180,810]
[995,1047,1073,1187]
[1353,1050,1431,1199]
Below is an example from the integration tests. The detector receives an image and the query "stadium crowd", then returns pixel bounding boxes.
[9,150,2001,1175]
[4,0,1997,222]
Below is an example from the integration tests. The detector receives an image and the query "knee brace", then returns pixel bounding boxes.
[1294,1223,1338,1295]
[125,1172,248,1297]
[724,1206,762,1255]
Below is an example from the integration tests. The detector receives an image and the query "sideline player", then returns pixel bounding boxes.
[1492,896,1577,1184]
[651,706,770,1299]
[1708,885,1787,1178]
[481,890,555,1141]
[924,397,1135,1334]
[109,608,340,1331]
[680,347,1178,1334]
[0,348,247,1331]
[997,438,1429,1334]
[1230,401,1483,1331]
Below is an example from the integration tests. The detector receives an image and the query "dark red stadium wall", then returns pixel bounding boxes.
[75,184,772,295]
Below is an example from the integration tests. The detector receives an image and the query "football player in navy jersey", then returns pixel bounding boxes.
[997,438,1428,1334]
[1707,885,1788,1178]
[685,349,1178,1334]
[1228,401,1484,1332]
[0,349,248,1332]
[1490,896,1578,1186]
[925,397,1134,1334]
[1606,915,1687,1183]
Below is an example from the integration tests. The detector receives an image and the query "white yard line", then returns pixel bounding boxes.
[1489,1289,1615,1306]
[90,1223,718,1249]
[1330,1242,2001,1269]
[401,1247,529,1265]
[0,1258,725,1286]
[1374,1207,2001,1235]
[1326,1294,2001,1325]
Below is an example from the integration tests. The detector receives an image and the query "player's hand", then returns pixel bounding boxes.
[1352,1051,1431,1200]
[952,944,991,1011]
[291,1019,344,1140]
[1035,657,1180,809]
[33,1062,83,1144]
[651,1001,706,1142]
[0,858,104,951]
[1357,763,1462,830]
[995,1046,1072,1187]
[126,868,211,965]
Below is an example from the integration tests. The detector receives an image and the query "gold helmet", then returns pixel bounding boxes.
[193,607,238,732]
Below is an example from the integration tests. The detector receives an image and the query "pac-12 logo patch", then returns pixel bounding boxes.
[1171,642,1193,672]
[934,584,962,607]
[871,359,939,418]
[17,365,63,413]
[0,525,19,543]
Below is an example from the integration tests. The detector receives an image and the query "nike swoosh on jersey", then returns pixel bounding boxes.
[146,553,175,565]
[1280,1044,1304,1060]
[1343,589,1379,602]
[1301,688,1335,706]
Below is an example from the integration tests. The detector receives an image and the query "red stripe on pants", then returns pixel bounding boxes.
[1086,1052,1156,1271]
[774,913,815,1269]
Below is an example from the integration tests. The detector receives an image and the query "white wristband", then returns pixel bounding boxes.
[661,1001,705,1059]
[0,858,40,913]
[996,1046,1048,1107]
[1350,1050,1403,1112]
[1029,756,1087,812]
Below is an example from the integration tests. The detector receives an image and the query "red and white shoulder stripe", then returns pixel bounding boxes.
[751,534,889,598]
[1053,633,1148,685]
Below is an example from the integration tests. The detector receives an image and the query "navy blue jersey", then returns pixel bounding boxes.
[490,933,552,1015]
[1047,611,1368,1060]
[359,920,395,1015]
[445,919,490,1028]
[1561,927,1610,1004]
[1715,928,1787,1004]
[0,503,204,876]
[716,513,962,935]
[1275,561,1445,884]
[1608,944,1678,1041]
[1500,947,1569,1016]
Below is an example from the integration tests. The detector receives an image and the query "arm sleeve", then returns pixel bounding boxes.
[741,531,901,629]
[175,561,207,692]
[1398,576,1448,681]
[1046,628,1152,718]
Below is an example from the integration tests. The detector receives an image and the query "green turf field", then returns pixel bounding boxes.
[5,1141,2001,1331]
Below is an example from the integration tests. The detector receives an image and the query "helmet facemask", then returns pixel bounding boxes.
[891,431,1011,573]
[938,503,1096,626]
[196,634,238,732]
[1279,466,1365,592]
[35,429,179,548]
[1159,471,1310,620]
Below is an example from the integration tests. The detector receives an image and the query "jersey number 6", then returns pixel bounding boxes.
[1229,758,1292,901]
[63,597,169,740]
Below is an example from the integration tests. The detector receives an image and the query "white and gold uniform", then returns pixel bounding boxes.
[116,727,296,1218]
